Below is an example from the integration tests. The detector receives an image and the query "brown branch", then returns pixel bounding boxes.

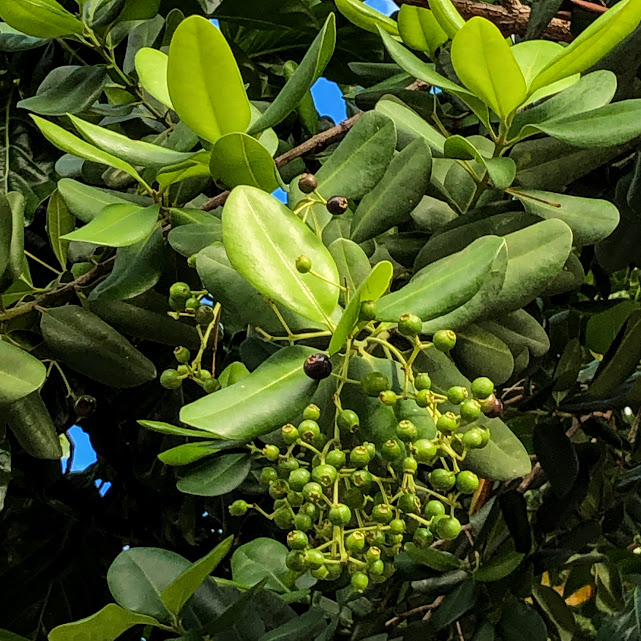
[385,595,446,627]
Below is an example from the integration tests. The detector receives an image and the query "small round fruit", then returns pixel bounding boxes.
[203,377,220,393]
[460,398,482,422]
[429,469,456,491]
[294,513,313,531]
[325,564,343,581]
[362,372,390,397]
[286,550,307,571]
[298,173,318,194]
[269,479,289,500]
[346,531,366,553]
[273,508,295,529]
[300,502,319,520]
[461,428,485,450]
[403,457,418,474]
[366,546,382,563]
[312,464,338,488]
[169,282,191,301]
[228,500,248,516]
[194,305,215,326]
[415,389,431,408]
[447,386,468,405]
[433,329,456,351]
[176,364,189,376]
[371,503,394,524]
[296,255,312,273]
[413,439,437,464]
[437,412,458,433]
[317,520,333,539]
[381,439,402,461]
[299,419,320,443]
[390,518,406,535]
[327,195,349,215]
[304,353,333,380]
[398,492,421,514]
[326,449,347,470]
[278,457,299,476]
[350,446,371,468]
[397,420,418,442]
[456,470,480,494]
[481,394,504,418]
[436,516,462,540]
[379,390,397,406]
[169,296,185,312]
[174,346,190,364]
[359,300,377,322]
[263,444,280,461]
[302,482,324,503]
[281,424,299,444]
[478,427,491,446]
[329,503,352,526]
[386,532,403,546]
[343,487,365,509]
[413,528,434,547]
[312,565,330,580]
[303,404,321,421]
[337,409,360,432]
[398,313,422,337]
[304,549,325,569]
[73,395,96,417]
[185,296,200,311]
[160,369,182,390]
[364,441,376,459]
[369,559,384,575]
[352,469,373,491]
[287,530,309,550]
[288,490,304,508]
[260,467,278,485]
[351,571,369,593]
[366,530,386,547]
[289,468,311,491]
[415,373,432,391]
[471,376,494,400]
[424,500,446,518]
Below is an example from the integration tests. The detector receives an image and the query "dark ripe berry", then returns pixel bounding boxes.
[260,467,278,485]
[294,513,313,531]
[289,468,311,491]
[326,449,347,470]
[461,427,484,450]
[304,353,332,380]
[351,571,369,593]
[326,195,349,215]
[350,446,371,468]
[415,389,430,408]
[413,528,434,547]
[379,390,397,406]
[447,385,468,405]
[287,529,309,550]
[437,412,458,433]
[304,549,326,568]
[403,457,418,474]
[343,487,365,509]
[185,296,200,311]
[295,255,312,273]
[160,369,182,389]
[228,499,248,516]
[263,444,280,461]
[74,395,96,417]
[390,518,406,534]
[481,394,503,418]
[436,516,461,540]
[362,372,390,397]
[460,398,482,422]
[471,376,494,400]
[273,508,295,529]
[371,503,394,524]
[413,439,437,464]
[398,313,423,337]
[286,550,307,571]
[303,404,321,421]
[433,329,456,352]
[429,469,456,491]
[203,378,220,394]
[456,470,479,494]
[281,423,299,444]
[396,419,418,442]
[415,373,432,391]
[298,173,318,194]
[312,463,338,488]
[194,305,215,326]
[269,479,289,499]
[359,299,378,322]
[346,531,366,553]
[352,469,373,491]
[398,492,421,514]
[424,500,446,518]
[169,281,191,301]
[337,409,360,432]
[381,439,402,461]
[174,346,190,364]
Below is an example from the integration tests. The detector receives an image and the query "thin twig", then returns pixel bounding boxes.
[385,595,446,627]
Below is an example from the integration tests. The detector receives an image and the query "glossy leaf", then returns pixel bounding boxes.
[585,301,638,355]
[328,238,371,305]
[452,324,514,384]
[406,544,462,571]
[0,0,84,38]
[498,597,547,641]
[168,221,222,258]
[177,452,251,497]
[335,0,399,35]
[40,306,156,388]
[532,584,577,641]
[135,48,173,109]
[429,0,465,38]
[475,552,525,582]
[167,15,251,144]
[0,339,46,406]
[82,0,126,27]
[61,204,159,248]
[46,190,75,270]
[512,188,619,246]
[0,23,48,50]
[351,138,432,243]
[210,133,279,192]
[49,604,160,641]
[6,191,25,282]
[511,40,565,87]
[138,420,213,439]
[223,186,339,326]
[161,536,233,616]
[158,441,223,466]
[398,5,448,59]
[157,151,211,188]
[451,17,527,119]
[180,345,318,437]
[247,14,336,135]
[231,538,290,593]
[218,362,250,387]
[478,310,550,359]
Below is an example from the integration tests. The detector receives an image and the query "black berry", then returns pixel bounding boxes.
[326,195,348,215]
[304,353,332,380]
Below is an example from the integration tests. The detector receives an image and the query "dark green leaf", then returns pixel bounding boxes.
[168,221,222,258]
[452,324,514,385]
[231,538,290,593]
[5,191,24,282]
[258,607,327,641]
[158,441,224,466]
[475,551,524,582]
[585,300,638,354]
[0,339,46,405]
[532,584,577,641]
[429,579,478,631]
[46,190,75,270]
[405,543,463,571]
[498,596,547,641]
[532,421,578,498]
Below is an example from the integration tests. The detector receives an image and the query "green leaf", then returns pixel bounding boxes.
[451,17,527,119]
[452,324,514,385]
[68,114,196,168]
[138,420,213,439]
[40,305,156,388]
[585,301,638,354]
[168,221,222,258]
[218,362,250,387]
[405,543,463,571]
[6,191,25,282]
[329,261,393,355]
[31,116,149,190]
[398,5,448,60]
[258,608,326,641]
[48,604,161,641]
[0,339,46,406]
[376,235,507,321]
[177,452,251,496]
[210,133,279,192]
[158,441,223,466]
[0,22,48,50]
[46,190,75,270]
[335,0,399,35]
[246,14,336,135]
[532,584,577,641]
[157,151,211,188]
[82,0,126,27]
[478,310,550,359]
[529,0,641,93]
[0,0,84,38]
[511,40,565,88]
[351,138,432,243]
[61,203,159,248]
[429,0,465,38]
[328,238,371,306]
[17,66,107,116]
[511,188,619,246]
[135,48,173,109]
[0,441,9,513]
[161,536,233,616]
[222,186,339,327]
[498,596,547,641]
[180,345,318,437]
[167,15,251,144]
[429,579,478,631]
[231,538,290,593]
[4,392,62,459]
[475,551,524,582]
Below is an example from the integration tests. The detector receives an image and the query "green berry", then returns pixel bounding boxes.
[160,369,182,389]
[194,304,215,326]
[364,441,376,459]
[303,353,333,380]
[461,428,484,449]
[478,427,491,446]
[277,457,299,476]
[415,373,432,391]
[398,492,421,514]
[303,404,321,421]
[433,329,456,352]
[390,518,406,534]
[303,482,324,503]
[176,364,189,376]
[294,513,313,531]
[260,467,278,485]
[169,282,191,301]
[424,500,446,518]
[437,412,458,433]
[379,390,397,406]
[286,550,307,571]
[386,532,404,546]
[413,528,434,547]
[429,514,445,535]
[287,490,304,508]
[337,409,360,433]
[403,457,418,474]
[312,565,330,580]
[415,389,431,407]
[351,571,369,593]
[366,530,386,547]
[429,469,456,491]
[287,530,309,550]
[359,300,377,322]
[456,470,479,494]
[327,195,349,215]
[296,255,312,273]
[185,296,200,310]
[352,469,373,491]
[326,449,346,470]
[317,520,333,539]
[413,439,437,464]
[203,377,220,393]
[329,503,352,526]
[381,439,402,461]
[346,531,366,553]
[369,559,385,575]
[460,398,482,422]
[371,503,394,524]
[398,313,423,337]
[269,479,289,500]
[228,500,248,516]
[362,372,390,397]
[273,508,294,529]
[263,444,280,461]
[325,564,343,581]
[471,376,494,400]
[298,173,318,194]
[281,423,299,444]
[169,296,185,312]
[366,546,382,563]
[447,386,468,405]
[197,369,212,381]
[343,487,365,509]
[300,502,319,520]
[299,419,320,443]
[312,464,338,488]
[436,516,461,540]
[350,445,371,468]
[174,346,190,363]
[304,549,325,569]
[396,419,418,442]
[289,468,311,491]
